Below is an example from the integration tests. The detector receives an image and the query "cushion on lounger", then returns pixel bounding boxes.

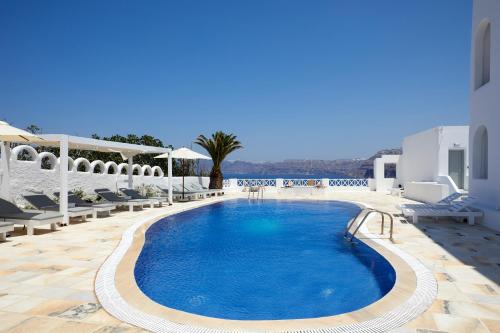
[119,188,146,200]
[23,195,59,210]
[0,198,24,214]
[1,211,62,221]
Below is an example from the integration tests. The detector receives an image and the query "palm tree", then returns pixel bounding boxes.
[195,131,242,189]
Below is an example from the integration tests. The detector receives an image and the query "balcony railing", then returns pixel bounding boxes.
[223,178,369,189]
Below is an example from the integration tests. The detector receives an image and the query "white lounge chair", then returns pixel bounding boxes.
[95,188,146,212]
[0,222,14,241]
[55,191,116,218]
[186,183,224,196]
[0,198,61,235]
[23,194,93,222]
[402,197,483,225]
[400,192,463,210]
[119,188,167,208]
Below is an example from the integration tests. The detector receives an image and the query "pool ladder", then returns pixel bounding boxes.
[248,186,264,200]
[344,208,394,242]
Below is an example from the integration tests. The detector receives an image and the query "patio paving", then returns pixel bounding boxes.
[0,191,498,333]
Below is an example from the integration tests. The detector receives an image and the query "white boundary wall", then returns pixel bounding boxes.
[0,146,208,207]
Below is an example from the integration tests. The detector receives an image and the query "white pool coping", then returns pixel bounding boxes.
[95,200,437,333]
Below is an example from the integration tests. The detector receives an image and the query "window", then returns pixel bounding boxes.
[475,20,491,89]
[384,163,397,178]
[473,125,488,179]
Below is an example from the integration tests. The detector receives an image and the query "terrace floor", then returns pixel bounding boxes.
[0,191,499,333]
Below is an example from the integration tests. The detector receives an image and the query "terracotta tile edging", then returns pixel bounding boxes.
[95,199,437,333]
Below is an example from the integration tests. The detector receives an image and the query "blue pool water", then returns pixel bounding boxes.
[135,200,396,320]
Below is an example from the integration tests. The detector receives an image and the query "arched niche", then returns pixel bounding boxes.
[74,158,91,173]
[132,164,142,176]
[142,165,153,177]
[90,160,106,174]
[38,152,58,170]
[152,166,164,177]
[105,161,119,175]
[118,163,129,175]
[474,19,491,90]
[11,145,38,162]
[473,125,488,179]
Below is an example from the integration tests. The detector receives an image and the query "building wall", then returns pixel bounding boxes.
[399,127,440,184]
[470,0,500,215]
[398,126,468,187]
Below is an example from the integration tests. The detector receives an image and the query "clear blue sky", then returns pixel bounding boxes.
[0,0,472,161]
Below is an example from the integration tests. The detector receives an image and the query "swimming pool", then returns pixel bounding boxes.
[134,199,396,320]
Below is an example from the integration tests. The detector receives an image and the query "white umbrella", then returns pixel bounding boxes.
[155,147,211,199]
[0,121,45,143]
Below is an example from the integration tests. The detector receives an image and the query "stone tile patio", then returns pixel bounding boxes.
[0,191,498,333]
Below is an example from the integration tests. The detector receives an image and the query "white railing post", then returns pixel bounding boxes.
[229,178,238,188]
[321,178,329,188]
[276,178,284,188]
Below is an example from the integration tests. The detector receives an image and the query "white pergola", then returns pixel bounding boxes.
[2,134,173,225]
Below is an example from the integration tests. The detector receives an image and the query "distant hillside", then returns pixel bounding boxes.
[199,148,402,178]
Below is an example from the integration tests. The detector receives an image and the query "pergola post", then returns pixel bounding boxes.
[128,156,133,189]
[167,149,173,205]
[59,135,69,226]
[0,142,11,200]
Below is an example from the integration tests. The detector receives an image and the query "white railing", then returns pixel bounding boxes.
[223,178,370,189]
[282,179,321,187]
[329,178,368,187]
[237,179,277,187]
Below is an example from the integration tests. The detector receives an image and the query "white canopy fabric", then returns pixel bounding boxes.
[155,147,211,160]
[0,121,45,143]
[39,134,169,158]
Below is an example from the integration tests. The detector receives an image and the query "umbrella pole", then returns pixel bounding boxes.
[182,159,185,200]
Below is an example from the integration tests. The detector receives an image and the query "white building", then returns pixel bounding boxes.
[374,126,469,203]
[469,0,500,230]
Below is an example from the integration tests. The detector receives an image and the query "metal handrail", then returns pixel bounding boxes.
[344,208,393,242]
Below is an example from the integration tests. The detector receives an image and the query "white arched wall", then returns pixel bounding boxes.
[4,149,192,207]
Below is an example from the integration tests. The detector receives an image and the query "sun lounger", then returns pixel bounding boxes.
[400,192,463,210]
[0,198,61,235]
[119,188,167,207]
[157,186,198,201]
[0,222,14,241]
[23,194,93,222]
[54,191,116,218]
[186,183,224,196]
[402,196,483,225]
[95,188,146,212]
[173,184,207,200]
